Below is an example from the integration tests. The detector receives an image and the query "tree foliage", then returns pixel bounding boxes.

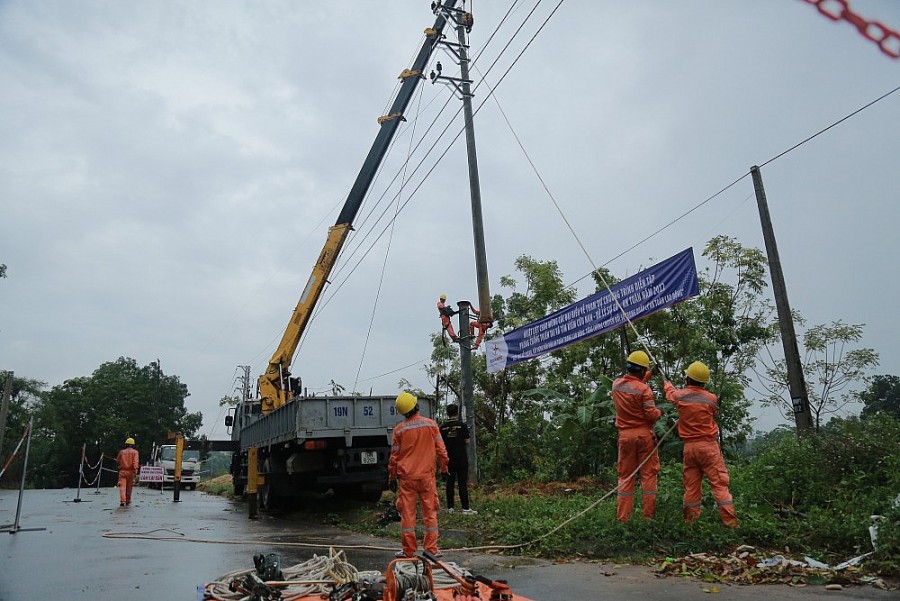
[429,237,773,482]
[757,320,879,430]
[859,374,900,420]
[27,357,201,487]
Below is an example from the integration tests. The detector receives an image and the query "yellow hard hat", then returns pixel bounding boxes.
[125,437,135,445]
[626,350,650,369]
[396,392,417,415]
[440,294,447,301]
[685,361,710,384]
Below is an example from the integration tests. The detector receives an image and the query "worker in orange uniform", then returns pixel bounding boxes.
[388,392,449,558]
[437,295,459,342]
[612,350,661,521]
[466,305,490,350]
[664,361,738,527]
[116,437,140,507]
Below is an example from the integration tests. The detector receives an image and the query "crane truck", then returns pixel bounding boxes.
[225,2,465,510]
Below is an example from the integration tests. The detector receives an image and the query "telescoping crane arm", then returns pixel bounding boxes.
[258,2,461,413]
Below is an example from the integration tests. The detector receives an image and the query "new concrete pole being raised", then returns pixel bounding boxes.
[751,165,813,432]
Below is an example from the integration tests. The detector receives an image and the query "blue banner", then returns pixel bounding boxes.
[485,248,699,373]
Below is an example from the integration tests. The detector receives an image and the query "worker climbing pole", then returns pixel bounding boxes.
[437,294,458,342]
[436,294,488,350]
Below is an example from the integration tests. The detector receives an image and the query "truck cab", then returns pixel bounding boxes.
[151,444,201,490]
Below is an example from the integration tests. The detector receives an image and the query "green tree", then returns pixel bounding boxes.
[428,238,771,481]
[219,394,240,407]
[0,263,6,278]
[757,321,879,431]
[0,374,46,487]
[31,357,201,487]
[859,374,900,420]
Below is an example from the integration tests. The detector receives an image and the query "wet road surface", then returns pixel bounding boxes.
[1,487,895,601]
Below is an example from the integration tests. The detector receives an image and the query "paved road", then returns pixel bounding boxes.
[0,487,894,601]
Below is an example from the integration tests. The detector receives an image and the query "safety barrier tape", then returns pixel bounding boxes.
[0,423,31,480]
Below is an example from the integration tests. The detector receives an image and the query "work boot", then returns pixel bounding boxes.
[461,508,478,515]
[120,502,125,507]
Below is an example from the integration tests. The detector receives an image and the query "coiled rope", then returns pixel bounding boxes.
[200,547,463,601]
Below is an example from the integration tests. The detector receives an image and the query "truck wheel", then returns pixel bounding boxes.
[259,483,278,510]
[187,484,196,491]
[233,477,246,497]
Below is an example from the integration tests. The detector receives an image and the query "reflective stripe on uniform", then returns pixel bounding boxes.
[677,392,717,407]
[614,382,644,395]
[396,420,438,435]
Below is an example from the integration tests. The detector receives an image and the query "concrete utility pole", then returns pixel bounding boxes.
[240,365,252,403]
[431,4,493,483]
[751,166,813,432]
[456,301,477,478]
[0,371,13,460]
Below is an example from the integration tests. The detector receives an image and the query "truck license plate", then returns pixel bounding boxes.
[361,451,377,465]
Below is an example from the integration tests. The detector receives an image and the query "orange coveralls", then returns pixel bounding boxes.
[612,373,661,521]
[664,382,738,527]
[388,413,449,557]
[467,306,489,350]
[116,446,139,504]
[437,299,458,340]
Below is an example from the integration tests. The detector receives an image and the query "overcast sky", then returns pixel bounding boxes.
[2,1,898,438]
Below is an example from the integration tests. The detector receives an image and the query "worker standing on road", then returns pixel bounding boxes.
[612,350,661,521]
[439,403,477,515]
[116,437,139,507]
[389,392,449,558]
[437,295,459,342]
[664,361,738,528]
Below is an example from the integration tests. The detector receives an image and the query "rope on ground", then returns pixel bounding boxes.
[102,528,398,551]
[454,419,679,553]
[102,423,677,558]
[102,420,676,559]
[202,547,464,600]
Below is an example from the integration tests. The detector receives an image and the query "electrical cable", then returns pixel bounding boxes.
[759,83,900,169]
[312,0,558,318]
[352,85,428,394]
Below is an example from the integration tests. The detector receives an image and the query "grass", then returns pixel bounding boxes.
[197,474,234,497]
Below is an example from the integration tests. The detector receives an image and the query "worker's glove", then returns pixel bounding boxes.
[389,479,398,493]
